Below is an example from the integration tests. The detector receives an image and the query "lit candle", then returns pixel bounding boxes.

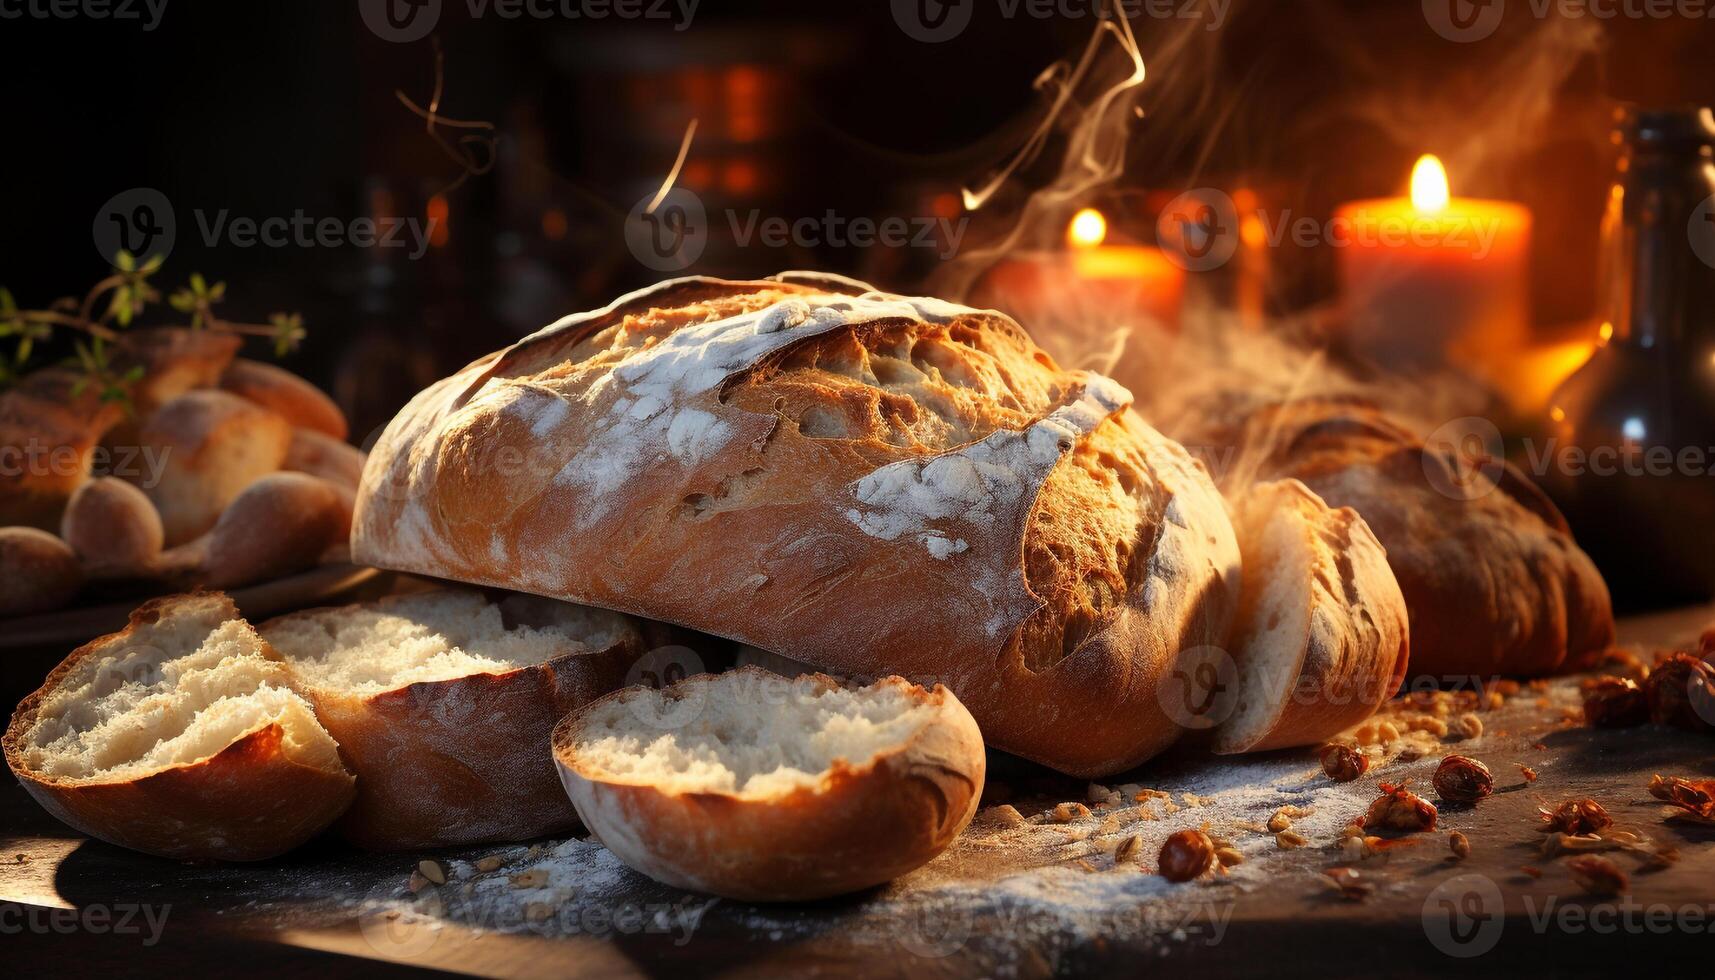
[1334,155,1531,375]
[977,208,1185,341]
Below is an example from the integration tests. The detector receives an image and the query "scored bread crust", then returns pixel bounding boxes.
[353,274,1242,778]
[1,593,356,861]
[260,593,646,850]
[1235,399,1613,678]
[551,667,985,902]
[1215,479,1409,754]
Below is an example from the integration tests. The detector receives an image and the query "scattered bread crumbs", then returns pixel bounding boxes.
[1275,830,1309,849]
[417,859,447,885]
[1114,836,1142,864]
[510,869,549,888]
[1181,792,1209,807]
[1518,765,1539,783]
[1455,714,1483,740]
[474,855,505,873]
[1215,847,1244,867]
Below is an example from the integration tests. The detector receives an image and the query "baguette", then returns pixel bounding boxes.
[220,358,348,440]
[260,589,644,849]
[552,666,984,901]
[199,472,348,589]
[1213,479,1408,753]
[2,593,355,861]
[136,390,292,545]
[354,274,1243,778]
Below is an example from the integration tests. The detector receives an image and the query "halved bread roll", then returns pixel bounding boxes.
[260,590,644,850]
[2,593,355,861]
[552,666,985,901]
[1213,479,1409,754]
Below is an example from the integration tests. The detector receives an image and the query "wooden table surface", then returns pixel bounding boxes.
[3,602,1713,979]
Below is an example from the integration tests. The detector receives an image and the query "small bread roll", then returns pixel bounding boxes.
[553,667,985,901]
[283,427,365,489]
[60,477,164,577]
[0,527,83,616]
[2,592,355,861]
[201,472,348,589]
[136,390,292,545]
[220,358,348,440]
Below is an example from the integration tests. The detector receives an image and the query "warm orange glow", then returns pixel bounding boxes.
[1598,321,1614,345]
[722,160,758,195]
[1068,208,1107,249]
[1410,154,1450,214]
[426,195,450,248]
[540,208,568,241]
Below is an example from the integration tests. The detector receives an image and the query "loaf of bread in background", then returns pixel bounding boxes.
[2,592,356,861]
[199,472,350,589]
[261,589,644,849]
[354,273,1244,778]
[1213,479,1409,753]
[60,477,165,578]
[220,357,348,440]
[1233,398,1612,678]
[0,526,83,616]
[135,390,292,545]
[553,667,984,901]
[283,427,365,489]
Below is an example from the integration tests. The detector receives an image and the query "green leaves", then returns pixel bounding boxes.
[0,287,57,376]
[168,271,228,330]
[106,249,164,328]
[269,312,306,357]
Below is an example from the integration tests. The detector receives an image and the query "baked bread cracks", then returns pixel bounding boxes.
[354,274,1243,778]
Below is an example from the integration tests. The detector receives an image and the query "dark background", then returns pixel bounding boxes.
[3,0,1713,439]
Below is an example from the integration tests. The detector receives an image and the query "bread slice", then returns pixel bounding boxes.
[552,666,985,901]
[2,593,355,861]
[261,590,643,850]
[1213,479,1409,754]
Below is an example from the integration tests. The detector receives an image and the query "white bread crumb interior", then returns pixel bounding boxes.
[262,590,630,694]
[19,595,340,782]
[573,671,937,799]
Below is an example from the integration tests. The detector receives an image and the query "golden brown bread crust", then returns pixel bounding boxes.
[1,593,356,861]
[551,668,985,901]
[261,594,646,850]
[60,476,165,577]
[283,427,366,489]
[201,472,348,589]
[137,389,293,545]
[354,274,1243,778]
[221,358,348,440]
[1238,398,1613,678]
[0,526,83,616]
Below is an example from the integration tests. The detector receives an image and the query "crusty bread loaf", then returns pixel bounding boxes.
[1213,479,1409,753]
[136,390,292,545]
[120,328,243,420]
[260,590,644,849]
[282,427,365,489]
[0,526,83,616]
[353,274,1243,778]
[1231,398,1612,678]
[2,593,355,860]
[61,477,165,578]
[221,358,348,440]
[199,472,348,589]
[553,666,984,901]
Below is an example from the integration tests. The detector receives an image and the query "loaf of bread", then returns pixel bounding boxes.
[199,472,350,589]
[60,477,165,578]
[259,589,644,849]
[354,274,1244,778]
[1230,398,1613,678]
[220,358,348,440]
[136,390,292,545]
[0,526,83,616]
[282,427,365,489]
[1214,479,1409,753]
[553,667,984,901]
[0,329,240,532]
[2,593,356,861]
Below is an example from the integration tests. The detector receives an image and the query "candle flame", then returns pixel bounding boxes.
[1068,208,1108,249]
[1410,154,1450,214]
